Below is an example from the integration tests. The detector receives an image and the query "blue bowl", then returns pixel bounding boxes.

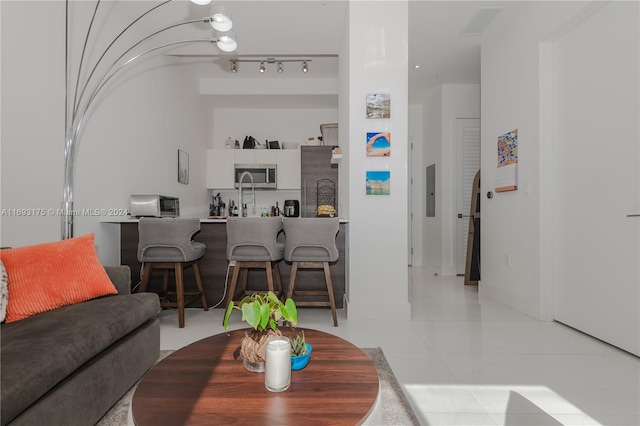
[291,344,312,371]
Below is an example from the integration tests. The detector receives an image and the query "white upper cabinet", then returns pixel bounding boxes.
[207,149,235,189]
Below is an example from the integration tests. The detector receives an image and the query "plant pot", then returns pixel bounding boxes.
[240,328,282,373]
[291,343,312,371]
[242,358,265,373]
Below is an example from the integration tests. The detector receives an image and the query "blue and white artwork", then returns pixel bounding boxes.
[366,132,391,157]
[366,171,390,195]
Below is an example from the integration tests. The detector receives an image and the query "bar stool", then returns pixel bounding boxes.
[137,218,208,328]
[225,217,285,307]
[283,217,339,326]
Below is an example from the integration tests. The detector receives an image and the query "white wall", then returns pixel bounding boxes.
[1,1,210,264]
[422,86,443,272]
[408,105,423,267]
[480,2,589,319]
[343,1,411,320]
[421,84,480,275]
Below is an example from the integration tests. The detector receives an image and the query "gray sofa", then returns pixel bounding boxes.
[0,266,161,426]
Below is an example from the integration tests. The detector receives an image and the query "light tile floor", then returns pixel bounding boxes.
[159,267,640,426]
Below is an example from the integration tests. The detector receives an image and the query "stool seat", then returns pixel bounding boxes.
[137,218,208,328]
[225,217,285,308]
[283,217,340,326]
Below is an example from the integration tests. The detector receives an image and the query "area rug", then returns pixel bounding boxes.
[97,348,419,426]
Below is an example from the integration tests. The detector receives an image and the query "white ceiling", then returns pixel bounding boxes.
[174,1,507,104]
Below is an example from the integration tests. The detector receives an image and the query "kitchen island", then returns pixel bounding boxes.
[108,218,347,309]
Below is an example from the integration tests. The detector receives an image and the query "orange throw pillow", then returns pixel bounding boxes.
[0,233,117,323]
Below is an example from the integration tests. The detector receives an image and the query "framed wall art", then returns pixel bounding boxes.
[178,149,189,185]
[366,93,390,119]
[366,170,390,195]
[366,132,391,157]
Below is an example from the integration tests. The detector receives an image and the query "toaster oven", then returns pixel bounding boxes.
[130,195,180,217]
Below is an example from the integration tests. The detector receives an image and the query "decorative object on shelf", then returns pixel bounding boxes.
[366,132,391,157]
[331,146,342,164]
[223,291,298,372]
[178,150,189,184]
[230,58,312,74]
[366,171,391,195]
[316,179,336,217]
[290,330,312,371]
[61,0,238,239]
[366,93,391,119]
[265,336,291,392]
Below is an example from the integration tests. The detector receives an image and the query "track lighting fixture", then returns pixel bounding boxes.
[228,58,311,74]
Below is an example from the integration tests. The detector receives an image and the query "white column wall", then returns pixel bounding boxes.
[343,1,411,320]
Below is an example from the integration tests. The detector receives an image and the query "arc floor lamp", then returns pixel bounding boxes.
[62,0,237,239]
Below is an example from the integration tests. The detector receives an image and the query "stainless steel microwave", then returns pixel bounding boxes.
[130,195,180,217]
[234,164,277,189]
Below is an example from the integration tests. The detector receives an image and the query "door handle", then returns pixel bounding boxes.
[458,214,471,219]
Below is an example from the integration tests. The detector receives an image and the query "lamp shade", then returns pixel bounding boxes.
[216,33,237,52]
[190,0,212,5]
[209,6,233,32]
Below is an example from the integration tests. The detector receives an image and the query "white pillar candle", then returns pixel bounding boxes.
[265,336,291,392]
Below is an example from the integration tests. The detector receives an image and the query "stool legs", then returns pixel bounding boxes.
[287,261,338,327]
[226,261,285,310]
[138,260,207,328]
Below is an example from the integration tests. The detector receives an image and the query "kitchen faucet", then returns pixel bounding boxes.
[238,171,255,216]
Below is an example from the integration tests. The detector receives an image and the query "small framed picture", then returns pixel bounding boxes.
[178,149,189,185]
[366,132,391,157]
[366,170,390,195]
[366,93,390,119]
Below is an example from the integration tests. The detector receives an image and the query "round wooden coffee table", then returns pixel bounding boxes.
[131,328,380,425]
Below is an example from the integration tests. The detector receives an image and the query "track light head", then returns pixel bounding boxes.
[231,61,238,73]
[259,62,266,73]
[277,62,283,73]
[302,61,308,73]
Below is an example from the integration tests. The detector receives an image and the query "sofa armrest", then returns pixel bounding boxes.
[104,266,132,295]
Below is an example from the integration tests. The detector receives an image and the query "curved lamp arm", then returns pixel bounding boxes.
[62,0,233,239]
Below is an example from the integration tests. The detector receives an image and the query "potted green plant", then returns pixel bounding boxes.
[290,330,312,371]
[223,291,298,372]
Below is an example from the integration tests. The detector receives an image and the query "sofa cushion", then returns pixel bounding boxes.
[0,292,160,423]
[0,234,118,323]
[0,260,7,322]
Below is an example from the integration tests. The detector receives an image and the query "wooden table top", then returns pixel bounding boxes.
[132,328,380,425]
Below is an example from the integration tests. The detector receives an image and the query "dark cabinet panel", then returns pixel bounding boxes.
[300,146,339,218]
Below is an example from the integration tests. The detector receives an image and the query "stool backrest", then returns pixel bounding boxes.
[283,217,339,262]
[137,218,202,262]
[226,217,284,261]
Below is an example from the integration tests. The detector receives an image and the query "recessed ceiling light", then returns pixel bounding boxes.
[413,64,421,69]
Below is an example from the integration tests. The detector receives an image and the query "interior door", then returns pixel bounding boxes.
[551,2,639,355]
[455,118,480,275]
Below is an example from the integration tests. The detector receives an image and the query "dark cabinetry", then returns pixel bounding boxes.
[300,146,338,218]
